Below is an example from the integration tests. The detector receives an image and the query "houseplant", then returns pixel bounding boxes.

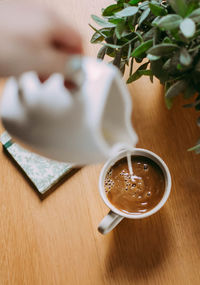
[90,0,200,152]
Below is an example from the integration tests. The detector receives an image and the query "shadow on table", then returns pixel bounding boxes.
[105,210,171,282]
[178,177,200,251]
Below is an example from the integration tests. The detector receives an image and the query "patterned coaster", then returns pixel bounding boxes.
[0,132,73,195]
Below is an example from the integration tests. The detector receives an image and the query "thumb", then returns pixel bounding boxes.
[35,49,84,87]
[34,49,70,76]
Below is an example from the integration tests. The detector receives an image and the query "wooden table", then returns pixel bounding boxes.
[1,1,200,284]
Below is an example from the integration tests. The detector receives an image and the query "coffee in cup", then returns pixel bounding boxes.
[98,148,171,234]
[104,155,165,215]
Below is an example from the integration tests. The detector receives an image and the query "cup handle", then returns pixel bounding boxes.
[98,210,124,235]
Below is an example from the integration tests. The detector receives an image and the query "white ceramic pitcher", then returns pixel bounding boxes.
[0,57,138,165]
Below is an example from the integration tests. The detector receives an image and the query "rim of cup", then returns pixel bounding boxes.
[99,148,171,219]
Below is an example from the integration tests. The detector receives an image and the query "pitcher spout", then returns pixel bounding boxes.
[100,70,138,157]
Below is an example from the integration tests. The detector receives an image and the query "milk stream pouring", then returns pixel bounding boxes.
[0,56,138,165]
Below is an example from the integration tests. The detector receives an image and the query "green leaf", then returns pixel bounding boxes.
[156,14,182,30]
[169,0,188,17]
[147,54,160,61]
[128,61,149,81]
[135,57,143,63]
[129,57,134,76]
[188,43,200,53]
[195,95,200,111]
[197,117,200,127]
[186,3,198,17]
[134,31,143,43]
[151,59,169,83]
[148,44,179,56]
[165,96,173,109]
[89,24,108,37]
[149,3,167,16]
[143,28,155,41]
[127,15,136,31]
[189,8,200,23]
[113,49,122,67]
[139,1,149,11]
[115,21,126,39]
[163,37,172,43]
[183,99,195,107]
[104,43,122,49]
[164,82,173,109]
[165,80,187,100]
[102,4,123,16]
[152,16,161,26]
[97,45,107,59]
[124,3,130,8]
[127,69,152,83]
[183,85,196,99]
[163,58,171,71]
[180,48,192,66]
[127,43,132,59]
[131,40,153,57]
[188,143,200,153]
[129,0,140,5]
[153,27,159,45]
[90,32,104,44]
[176,63,183,70]
[150,73,154,83]
[91,15,116,28]
[138,8,150,26]
[109,18,124,24]
[180,18,196,38]
[138,61,149,71]
[120,61,126,75]
[115,6,138,17]
[194,58,200,72]
[90,27,109,43]
[106,48,115,57]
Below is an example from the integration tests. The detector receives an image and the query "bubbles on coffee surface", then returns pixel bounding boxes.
[104,169,115,193]
[105,165,148,199]
[104,155,165,215]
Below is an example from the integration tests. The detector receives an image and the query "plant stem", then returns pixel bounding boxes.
[129,57,134,76]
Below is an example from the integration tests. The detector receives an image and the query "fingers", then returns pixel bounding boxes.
[50,15,83,55]
[41,15,83,80]
[38,75,49,83]
[39,76,77,91]
[51,27,83,55]
[35,49,68,76]
[0,1,83,78]
[37,50,84,90]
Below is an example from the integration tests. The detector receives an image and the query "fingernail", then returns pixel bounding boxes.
[38,75,49,83]
[64,79,77,90]
[64,55,85,88]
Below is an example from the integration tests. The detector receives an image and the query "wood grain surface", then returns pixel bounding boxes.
[0,0,200,284]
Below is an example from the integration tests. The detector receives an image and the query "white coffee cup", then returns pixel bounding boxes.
[98,148,171,234]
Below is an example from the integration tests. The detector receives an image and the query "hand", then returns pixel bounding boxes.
[0,1,83,77]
